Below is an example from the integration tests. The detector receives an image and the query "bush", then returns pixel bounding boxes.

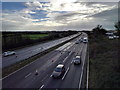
[89,34,120,88]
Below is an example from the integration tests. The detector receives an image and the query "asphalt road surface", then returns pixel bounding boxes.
[2,34,79,68]
[3,32,88,89]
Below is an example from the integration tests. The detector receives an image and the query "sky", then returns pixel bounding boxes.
[1,0,119,31]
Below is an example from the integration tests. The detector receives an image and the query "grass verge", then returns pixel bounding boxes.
[89,35,120,88]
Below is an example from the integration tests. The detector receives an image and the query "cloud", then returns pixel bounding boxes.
[55,7,118,31]
[22,9,36,14]
[2,1,118,31]
[25,0,43,7]
[2,0,120,2]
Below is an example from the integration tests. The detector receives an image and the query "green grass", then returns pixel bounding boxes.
[89,35,120,88]
[22,34,49,40]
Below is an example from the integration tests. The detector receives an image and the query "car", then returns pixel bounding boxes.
[108,36,114,39]
[75,41,79,44]
[79,38,83,42]
[3,51,16,57]
[113,35,119,39]
[116,36,119,39]
[83,37,88,43]
[113,35,117,38]
[52,64,65,78]
[73,56,81,65]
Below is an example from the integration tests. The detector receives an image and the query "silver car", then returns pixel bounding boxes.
[52,64,65,78]
[73,56,81,65]
[3,51,16,57]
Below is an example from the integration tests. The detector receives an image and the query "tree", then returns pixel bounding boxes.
[114,21,120,36]
[114,21,120,72]
[92,25,107,36]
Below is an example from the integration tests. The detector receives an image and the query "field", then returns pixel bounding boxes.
[2,31,78,51]
[89,34,120,88]
[22,34,49,40]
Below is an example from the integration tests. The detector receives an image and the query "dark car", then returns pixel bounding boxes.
[75,41,79,44]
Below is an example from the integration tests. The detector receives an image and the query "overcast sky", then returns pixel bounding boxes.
[1,0,119,31]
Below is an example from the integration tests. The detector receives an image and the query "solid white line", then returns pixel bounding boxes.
[78,44,87,88]
[39,85,44,90]
[50,74,52,77]
[25,73,31,78]
[62,67,69,80]
[86,44,89,89]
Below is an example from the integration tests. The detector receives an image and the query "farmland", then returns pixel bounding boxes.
[22,34,49,40]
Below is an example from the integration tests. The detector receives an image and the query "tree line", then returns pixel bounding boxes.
[2,31,78,51]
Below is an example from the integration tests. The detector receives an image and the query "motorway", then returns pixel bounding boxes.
[3,33,88,89]
[2,34,79,68]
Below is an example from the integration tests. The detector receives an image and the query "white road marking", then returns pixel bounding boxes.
[50,74,52,77]
[63,51,72,63]
[86,44,89,89]
[25,73,31,78]
[62,67,69,80]
[2,60,35,80]
[56,42,71,51]
[33,47,42,52]
[63,56,68,62]
[39,85,44,90]
[41,75,48,81]
[78,44,87,88]
[74,47,76,50]
[69,51,72,55]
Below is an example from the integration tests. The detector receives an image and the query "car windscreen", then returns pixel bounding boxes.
[55,67,62,72]
[75,58,80,60]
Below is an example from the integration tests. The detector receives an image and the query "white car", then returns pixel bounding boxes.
[83,37,88,43]
[73,56,81,65]
[116,36,119,39]
[3,51,16,57]
[113,35,119,39]
[113,35,117,38]
[108,36,114,39]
